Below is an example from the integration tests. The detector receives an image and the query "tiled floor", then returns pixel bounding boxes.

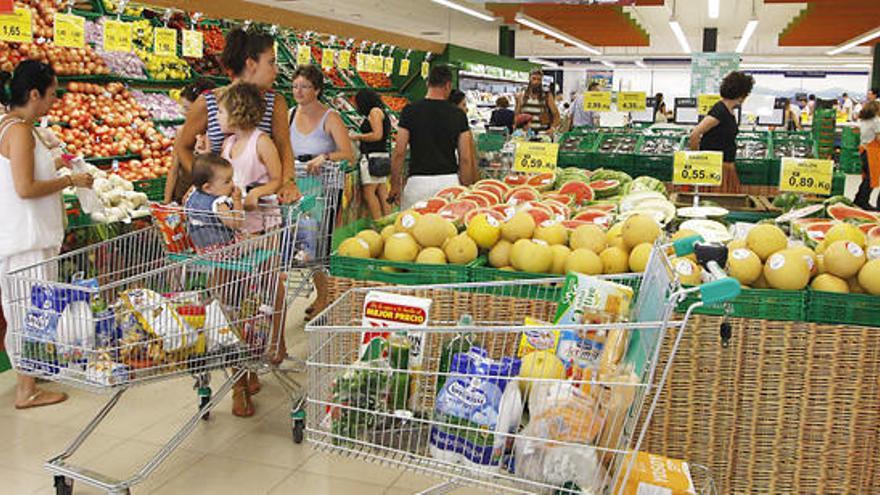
[0,297,484,495]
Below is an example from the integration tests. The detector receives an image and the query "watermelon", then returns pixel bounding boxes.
[473,183,505,202]
[589,179,621,199]
[527,173,556,192]
[506,187,541,205]
[475,179,509,192]
[504,174,528,187]
[803,221,835,241]
[827,203,878,223]
[436,186,467,200]
[572,209,613,228]
[561,220,588,231]
[558,181,594,205]
[412,197,448,215]
[464,207,507,227]
[490,204,516,221]
[523,206,553,226]
[438,200,478,223]
[869,225,880,244]
[542,199,571,218]
[858,223,880,234]
[585,203,617,213]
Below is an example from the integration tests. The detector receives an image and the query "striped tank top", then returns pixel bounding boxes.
[521,92,548,131]
[204,89,276,153]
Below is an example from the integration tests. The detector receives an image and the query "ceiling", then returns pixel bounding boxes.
[251,0,878,65]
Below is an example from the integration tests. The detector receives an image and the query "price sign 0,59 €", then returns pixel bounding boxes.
[54,12,85,49]
[296,45,310,66]
[673,151,723,186]
[399,58,410,76]
[182,29,203,58]
[153,27,177,57]
[513,142,559,175]
[321,48,335,69]
[0,8,32,43]
[103,19,132,53]
[618,91,646,112]
[779,157,833,196]
[583,91,612,112]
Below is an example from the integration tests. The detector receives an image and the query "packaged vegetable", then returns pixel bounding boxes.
[554,273,634,325]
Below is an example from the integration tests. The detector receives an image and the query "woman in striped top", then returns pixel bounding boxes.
[515,68,560,135]
[174,28,301,204]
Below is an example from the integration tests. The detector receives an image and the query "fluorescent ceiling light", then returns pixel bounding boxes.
[635,59,647,68]
[600,60,615,68]
[668,20,691,54]
[528,57,559,68]
[827,27,880,55]
[736,19,759,53]
[430,0,495,22]
[515,13,601,55]
[844,63,871,69]
[708,0,719,19]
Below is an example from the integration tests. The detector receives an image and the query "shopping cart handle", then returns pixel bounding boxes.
[296,195,317,212]
[699,276,741,306]
[672,235,705,257]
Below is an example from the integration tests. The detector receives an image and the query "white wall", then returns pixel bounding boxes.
[749,72,870,100]
[562,64,692,104]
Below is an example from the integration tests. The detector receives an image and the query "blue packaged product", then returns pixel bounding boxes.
[20,307,61,374]
[30,278,97,313]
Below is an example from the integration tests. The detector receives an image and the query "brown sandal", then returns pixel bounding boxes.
[247,372,262,395]
[15,389,68,410]
[231,386,255,418]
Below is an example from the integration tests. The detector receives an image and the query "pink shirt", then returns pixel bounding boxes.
[221,129,277,233]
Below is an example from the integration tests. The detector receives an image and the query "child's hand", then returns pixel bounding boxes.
[231,186,242,202]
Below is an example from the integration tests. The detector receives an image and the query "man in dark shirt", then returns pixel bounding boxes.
[390,65,475,209]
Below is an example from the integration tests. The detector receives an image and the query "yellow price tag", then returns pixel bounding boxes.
[321,48,335,69]
[399,58,411,76]
[779,157,833,195]
[673,151,723,186]
[698,94,721,115]
[618,91,646,112]
[583,91,612,112]
[54,12,84,49]
[383,56,394,75]
[801,112,812,126]
[356,52,365,72]
[153,27,177,57]
[182,29,202,58]
[0,8,33,44]
[103,19,132,53]
[421,61,429,79]
[338,49,350,70]
[370,55,383,73]
[296,45,310,66]
[513,142,559,175]
[836,110,849,124]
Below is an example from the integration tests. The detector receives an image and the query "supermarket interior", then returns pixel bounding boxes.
[0,0,879,494]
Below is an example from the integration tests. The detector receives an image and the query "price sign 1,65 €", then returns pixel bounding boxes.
[513,142,559,175]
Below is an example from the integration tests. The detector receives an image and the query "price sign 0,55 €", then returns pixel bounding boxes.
[583,91,612,112]
[673,151,723,186]
[514,142,559,175]
[0,8,32,43]
[54,12,85,49]
[779,157,833,196]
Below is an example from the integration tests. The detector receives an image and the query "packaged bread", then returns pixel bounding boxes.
[613,452,697,495]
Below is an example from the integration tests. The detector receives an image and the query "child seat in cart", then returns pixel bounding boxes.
[305,238,739,494]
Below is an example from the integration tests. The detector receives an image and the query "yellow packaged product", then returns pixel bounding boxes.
[614,452,697,495]
[517,317,560,357]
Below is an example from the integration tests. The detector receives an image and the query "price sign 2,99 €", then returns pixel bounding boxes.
[514,142,559,175]
[673,151,723,186]
[779,157,833,196]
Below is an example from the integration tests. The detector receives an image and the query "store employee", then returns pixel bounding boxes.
[688,71,755,193]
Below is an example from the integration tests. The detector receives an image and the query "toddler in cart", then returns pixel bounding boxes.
[183,153,244,252]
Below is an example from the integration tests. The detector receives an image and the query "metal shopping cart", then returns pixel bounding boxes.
[305,238,739,494]
[3,196,323,494]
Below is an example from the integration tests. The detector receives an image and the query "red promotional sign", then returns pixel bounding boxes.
[0,0,13,14]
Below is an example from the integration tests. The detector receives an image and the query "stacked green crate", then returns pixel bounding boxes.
[557,131,599,168]
[595,133,639,172]
[735,134,772,185]
[839,125,862,174]
[769,133,817,186]
[812,108,836,159]
[634,135,683,182]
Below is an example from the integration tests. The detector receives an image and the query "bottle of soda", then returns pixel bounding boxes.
[436,314,475,394]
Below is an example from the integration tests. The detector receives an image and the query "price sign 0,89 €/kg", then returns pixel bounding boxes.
[673,151,723,187]
[779,157,833,196]
[0,8,32,43]
[513,142,559,175]
[54,12,85,49]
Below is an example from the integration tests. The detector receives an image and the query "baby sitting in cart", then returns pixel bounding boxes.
[184,153,245,252]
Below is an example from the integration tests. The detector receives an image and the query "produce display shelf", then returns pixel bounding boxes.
[329,253,473,285]
[806,289,880,327]
[85,154,141,165]
[677,287,807,322]
[153,118,185,126]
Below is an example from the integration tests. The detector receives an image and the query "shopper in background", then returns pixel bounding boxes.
[0,61,94,409]
[511,113,535,140]
[842,92,855,121]
[854,101,880,211]
[164,78,216,204]
[654,93,666,122]
[350,89,392,221]
[783,99,802,131]
[688,71,755,193]
[807,94,816,116]
[449,89,477,172]
[390,65,474,210]
[488,96,515,133]
[515,68,559,135]
[571,82,600,128]
[867,88,878,103]
[175,28,300,205]
[289,64,354,323]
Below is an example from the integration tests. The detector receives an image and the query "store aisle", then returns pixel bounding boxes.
[0,297,483,495]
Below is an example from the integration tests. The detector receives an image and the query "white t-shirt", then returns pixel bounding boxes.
[859,116,880,146]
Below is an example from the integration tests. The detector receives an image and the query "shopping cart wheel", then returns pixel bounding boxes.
[54,475,73,495]
[198,386,212,421]
[292,420,305,444]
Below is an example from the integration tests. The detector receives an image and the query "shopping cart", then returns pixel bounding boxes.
[305,237,739,494]
[4,197,319,495]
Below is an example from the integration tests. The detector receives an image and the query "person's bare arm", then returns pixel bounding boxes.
[271,96,302,203]
[514,93,524,114]
[326,111,355,163]
[389,127,410,204]
[7,125,91,198]
[217,186,244,229]
[688,116,720,151]
[174,96,208,175]
[458,130,476,186]
[547,94,561,130]
[246,134,283,210]
[164,155,179,203]
[352,108,385,142]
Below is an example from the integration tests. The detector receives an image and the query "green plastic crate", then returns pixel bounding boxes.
[841,150,862,174]
[736,159,772,186]
[63,194,92,228]
[841,126,860,150]
[677,287,806,322]
[477,133,506,153]
[806,290,880,327]
[133,177,166,202]
[832,170,846,196]
[330,254,472,285]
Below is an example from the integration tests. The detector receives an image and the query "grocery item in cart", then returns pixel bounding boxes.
[359,291,432,362]
[613,452,697,495]
[554,273,634,325]
[517,317,560,357]
[119,289,196,354]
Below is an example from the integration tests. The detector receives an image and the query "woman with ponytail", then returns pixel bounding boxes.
[0,60,93,409]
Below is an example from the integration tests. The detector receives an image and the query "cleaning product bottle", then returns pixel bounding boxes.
[436,314,475,394]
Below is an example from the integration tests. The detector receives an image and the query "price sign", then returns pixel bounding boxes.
[421,61,429,79]
[618,91,646,112]
[0,8,32,43]
[54,12,85,49]
[321,48,334,69]
[673,151,723,186]
[383,56,394,75]
[399,58,410,76]
[513,142,559,175]
[801,111,812,126]
[369,54,383,73]
[779,157,833,195]
[182,29,202,58]
[698,94,721,115]
[296,45,310,65]
[153,27,177,57]
[836,110,849,124]
[338,49,350,70]
[583,91,612,112]
[356,52,365,71]
[103,19,132,53]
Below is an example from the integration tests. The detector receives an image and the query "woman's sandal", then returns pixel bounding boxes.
[15,389,68,410]
[231,387,255,418]
[247,372,262,395]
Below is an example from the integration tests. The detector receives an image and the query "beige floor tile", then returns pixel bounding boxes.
[151,454,292,495]
[298,451,407,487]
[0,464,51,494]
[269,470,387,495]
[209,408,311,470]
[390,470,500,495]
